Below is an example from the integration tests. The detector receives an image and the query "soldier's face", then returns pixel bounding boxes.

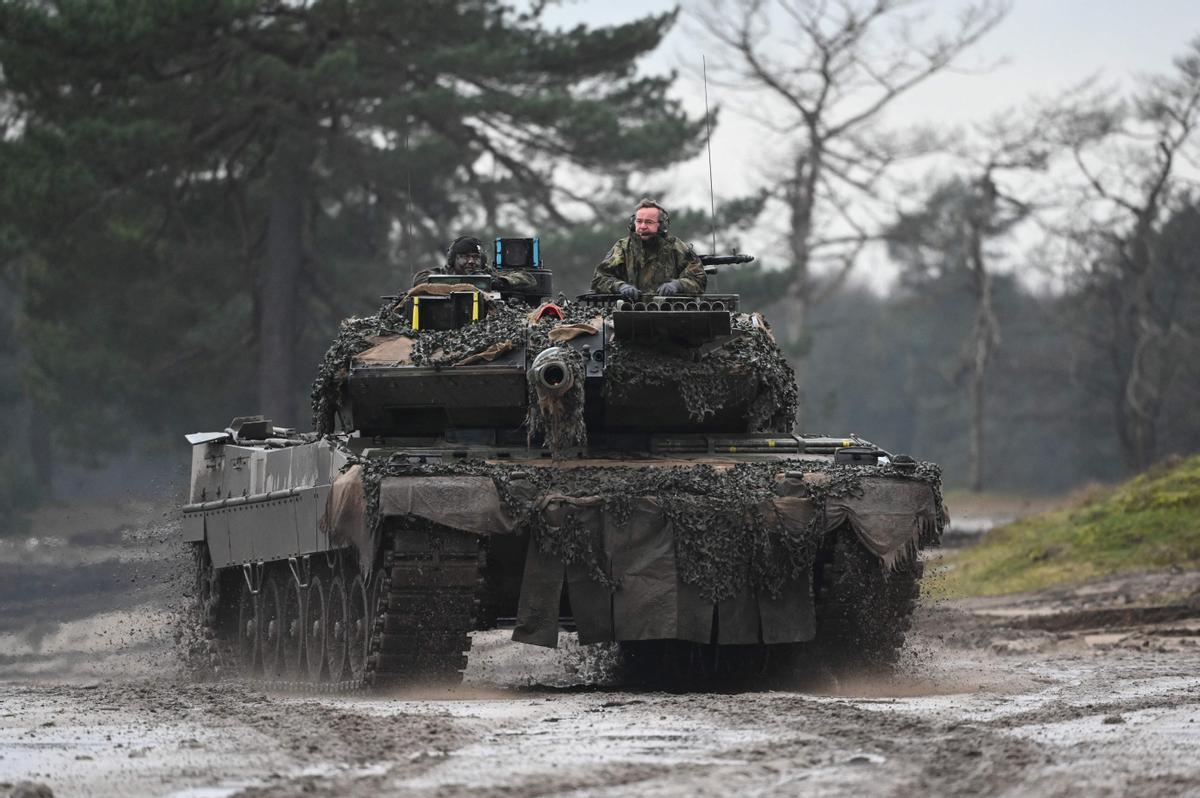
[452,252,483,273]
[634,208,661,240]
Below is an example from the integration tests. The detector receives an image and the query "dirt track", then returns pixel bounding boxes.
[2,503,1200,797]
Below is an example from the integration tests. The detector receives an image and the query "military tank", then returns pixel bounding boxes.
[183,237,946,689]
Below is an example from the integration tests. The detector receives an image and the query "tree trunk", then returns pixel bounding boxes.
[786,144,819,432]
[1115,209,1165,472]
[2,274,51,501]
[965,208,997,493]
[1121,334,1161,472]
[967,366,985,492]
[258,167,305,425]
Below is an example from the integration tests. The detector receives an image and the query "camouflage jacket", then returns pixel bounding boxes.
[413,265,539,291]
[590,235,706,295]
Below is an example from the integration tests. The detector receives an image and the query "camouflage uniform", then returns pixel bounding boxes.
[591,234,706,295]
[413,264,539,290]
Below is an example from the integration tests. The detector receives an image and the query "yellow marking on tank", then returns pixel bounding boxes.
[729,446,737,453]
[842,439,850,447]
[768,440,776,448]
[412,297,420,330]
[472,291,479,321]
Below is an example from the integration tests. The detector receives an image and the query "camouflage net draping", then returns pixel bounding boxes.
[311,302,410,435]
[311,298,535,434]
[311,297,796,439]
[602,313,798,432]
[525,347,588,459]
[348,453,944,604]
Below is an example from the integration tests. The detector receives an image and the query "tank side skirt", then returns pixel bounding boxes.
[190,489,324,569]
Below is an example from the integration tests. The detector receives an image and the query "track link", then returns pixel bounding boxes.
[368,525,482,687]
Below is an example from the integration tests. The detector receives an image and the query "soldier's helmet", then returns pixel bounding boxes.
[446,236,486,272]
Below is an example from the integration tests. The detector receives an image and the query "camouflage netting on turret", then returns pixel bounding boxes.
[311,298,539,435]
[311,303,409,434]
[311,296,797,438]
[602,314,798,432]
[349,453,945,604]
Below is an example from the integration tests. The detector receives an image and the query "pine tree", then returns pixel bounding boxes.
[0,0,705,465]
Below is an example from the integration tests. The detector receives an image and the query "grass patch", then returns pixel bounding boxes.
[936,453,1200,597]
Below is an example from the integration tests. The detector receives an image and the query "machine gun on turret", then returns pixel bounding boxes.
[698,253,755,275]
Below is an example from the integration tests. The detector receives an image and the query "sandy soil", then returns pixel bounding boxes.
[2,502,1200,798]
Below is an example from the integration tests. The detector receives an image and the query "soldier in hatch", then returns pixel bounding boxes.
[591,199,706,298]
[414,235,538,291]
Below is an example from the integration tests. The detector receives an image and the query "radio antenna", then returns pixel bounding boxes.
[703,55,718,256]
[405,124,414,287]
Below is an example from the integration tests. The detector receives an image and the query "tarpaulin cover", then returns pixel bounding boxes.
[354,335,414,364]
[513,493,818,647]
[325,469,937,646]
[323,464,371,576]
[454,340,514,366]
[408,282,484,296]
[826,479,940,570]
[512,477,938,647]
[378,476,515,536]
[326,471,514,576]
[547,317,604,343]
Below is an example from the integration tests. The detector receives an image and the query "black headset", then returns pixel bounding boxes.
[628,200,669,236]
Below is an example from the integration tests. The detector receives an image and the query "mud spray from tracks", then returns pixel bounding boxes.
[0,498,199,683]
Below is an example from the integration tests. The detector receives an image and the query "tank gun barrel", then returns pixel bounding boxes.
[529,347,574,398]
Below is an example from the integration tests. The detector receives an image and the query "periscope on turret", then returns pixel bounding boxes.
[182,235,947,689]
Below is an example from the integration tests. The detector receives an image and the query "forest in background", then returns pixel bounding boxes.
[1,0,1198,524]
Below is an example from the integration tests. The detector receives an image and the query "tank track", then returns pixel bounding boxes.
[810,528,923,672]
[193,523,484,693]
[368,525,482,687]
[616,640,782,689]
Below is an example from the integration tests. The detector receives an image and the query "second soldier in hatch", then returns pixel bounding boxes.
[591,199,706,298]
[415,236,538,291]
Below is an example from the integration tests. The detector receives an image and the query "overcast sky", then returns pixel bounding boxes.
[540,0,1199,278]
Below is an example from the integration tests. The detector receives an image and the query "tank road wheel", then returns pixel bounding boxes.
[236,577,260,675]
[281,572,305,680]
[304,575,328,682]
[259,572,285,678]
[347,573,370,680]
[326,575,350,683]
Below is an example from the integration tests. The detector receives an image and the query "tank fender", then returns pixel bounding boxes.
[825,477,943,568]
[377,476,515,535]
[323,468,515,578]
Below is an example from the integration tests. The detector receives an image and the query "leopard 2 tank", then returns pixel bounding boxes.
[183,237,946,688]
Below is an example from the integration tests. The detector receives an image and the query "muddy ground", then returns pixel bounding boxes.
[2,501,1200,797]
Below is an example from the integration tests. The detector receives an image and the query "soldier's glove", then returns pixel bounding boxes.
[490,275,507,290]
[617,282,639,300]
[656,280,681,297]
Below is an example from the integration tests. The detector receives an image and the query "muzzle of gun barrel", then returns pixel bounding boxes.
[529,347,574,397]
